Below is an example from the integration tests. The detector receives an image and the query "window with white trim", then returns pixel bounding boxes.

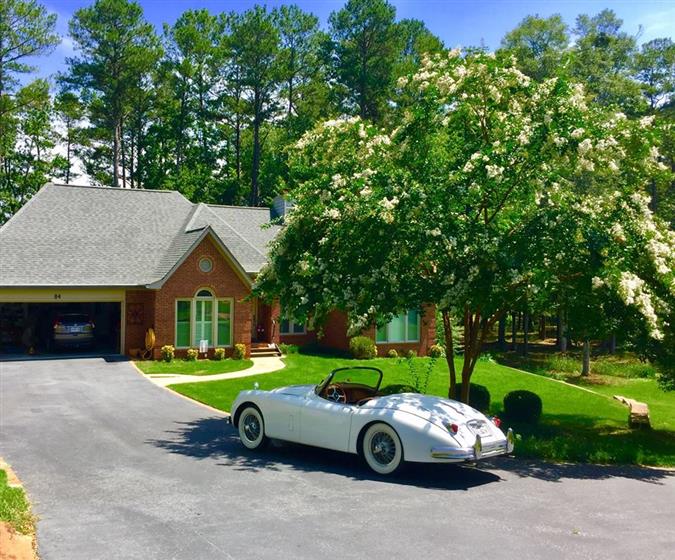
[175,289,233,348]
[376,310,420,343]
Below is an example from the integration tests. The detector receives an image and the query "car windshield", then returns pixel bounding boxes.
[315,367,383,395]
[59,314,89,324]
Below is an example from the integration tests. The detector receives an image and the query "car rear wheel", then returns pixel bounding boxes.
[362,423,403,475]
[238,406,268,450]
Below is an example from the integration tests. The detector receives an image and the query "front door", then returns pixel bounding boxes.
[300,394,353,452]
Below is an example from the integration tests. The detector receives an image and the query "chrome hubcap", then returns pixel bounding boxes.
[370,432,395,465]
[243,413,260,442]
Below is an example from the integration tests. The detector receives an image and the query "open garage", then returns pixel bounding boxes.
[0,302,121,357]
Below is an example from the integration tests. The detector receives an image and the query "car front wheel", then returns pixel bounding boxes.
[238,406,268,450]
[362,423,403,475]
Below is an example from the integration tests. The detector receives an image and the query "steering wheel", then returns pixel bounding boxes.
[325,384,347,404]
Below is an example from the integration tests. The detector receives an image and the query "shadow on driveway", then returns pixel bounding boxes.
[146,416,502,491]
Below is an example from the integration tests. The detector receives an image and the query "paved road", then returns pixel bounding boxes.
[1,358,674,560]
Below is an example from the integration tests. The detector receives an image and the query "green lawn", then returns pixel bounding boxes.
[135,358,253,376]
[0,469,34,535]
[170,353,675,467]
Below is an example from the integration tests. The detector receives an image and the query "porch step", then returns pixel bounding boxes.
[250,344,282,358]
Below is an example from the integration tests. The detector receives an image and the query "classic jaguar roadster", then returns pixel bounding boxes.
[230,366,514,475]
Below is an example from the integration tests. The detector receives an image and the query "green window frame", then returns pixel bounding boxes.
[175,292,234,348]
[376,310,420,343]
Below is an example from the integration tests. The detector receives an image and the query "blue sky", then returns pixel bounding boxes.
[33,0,675,83]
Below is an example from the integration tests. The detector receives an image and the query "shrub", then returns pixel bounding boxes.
[503,390,543,424]
[379,384,417,395]
[386,349,398,358]
[213,347,226,361]
[405,349,417,359]
[453,383,491,412]
[278,343,299,355]
[186,348,198,361]
[232,343,246,360]
[160,345,175,363]
[428,344,444,358]
[349,336,377,359]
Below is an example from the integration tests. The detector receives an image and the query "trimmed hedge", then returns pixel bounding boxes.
[379,384,417,395]
[453,383,491,412]
[503,390,543,424]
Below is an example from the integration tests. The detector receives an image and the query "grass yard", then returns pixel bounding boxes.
[170,352,675,467]
[135,358,253,376]
[0,469,34,535]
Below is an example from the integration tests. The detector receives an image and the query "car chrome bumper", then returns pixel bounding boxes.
[431,428,515,461]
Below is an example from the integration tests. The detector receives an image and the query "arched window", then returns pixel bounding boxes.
[175,289,233,349]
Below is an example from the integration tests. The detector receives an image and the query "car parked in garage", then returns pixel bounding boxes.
[53,314,95,349]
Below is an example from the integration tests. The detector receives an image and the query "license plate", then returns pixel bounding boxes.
[68,326,82,333]
[468,420,491,437]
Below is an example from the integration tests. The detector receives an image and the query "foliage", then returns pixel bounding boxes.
[386,348,398,358]
[504,390,543,424]
[160,344,175,362]
[428,344,444,358]
[232,343,246,360]
[349,335,377,359]
[404,355,436,393]
[213,347,226,361]
[186,348,199,361]
[278,343,299,355]
[379,383,416,395]
[136,357,253,376]
[254,49,672,403]
[453,383,491,412]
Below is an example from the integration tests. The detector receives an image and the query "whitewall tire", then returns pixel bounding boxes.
[362,423,403,475]
[238,406,267,450]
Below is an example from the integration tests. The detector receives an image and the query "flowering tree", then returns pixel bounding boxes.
[255,50,673,401]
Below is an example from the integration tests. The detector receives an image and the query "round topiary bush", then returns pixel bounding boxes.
[503,390,543,424]
[349,336,377,359]
[386,348,398,358]
[453,383,491,412]
[428,344,444,358]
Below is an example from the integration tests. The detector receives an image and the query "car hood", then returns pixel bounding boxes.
[363,393,486,426]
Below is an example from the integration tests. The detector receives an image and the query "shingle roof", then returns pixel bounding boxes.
[0,183,282,287]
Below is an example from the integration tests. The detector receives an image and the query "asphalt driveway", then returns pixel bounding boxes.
[1,358,673,560]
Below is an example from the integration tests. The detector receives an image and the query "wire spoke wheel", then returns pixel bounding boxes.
[238,406,267,450]
[362,423,403,475]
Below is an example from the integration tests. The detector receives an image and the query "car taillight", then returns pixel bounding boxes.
[491,416,502,428]
[53,321,62,329]
[445,422,459,434]
[89,322,95,329]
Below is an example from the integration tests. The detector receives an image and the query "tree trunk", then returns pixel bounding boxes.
[522,312,529,357]
[581,339,591,376]
[251,92,261,206]
[539,315,546,340]
[112,119,121,188]
[558,311,567,353]
[121,116,127,189]
[609,333,616,355]
[511,311,517,351]
[442,309,457,399]
[497,315,506,351]
[65,134,71,185]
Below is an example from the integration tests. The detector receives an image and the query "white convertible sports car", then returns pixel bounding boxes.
[229,366,514,475]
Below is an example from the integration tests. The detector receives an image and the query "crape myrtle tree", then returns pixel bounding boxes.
[254,49,672,402]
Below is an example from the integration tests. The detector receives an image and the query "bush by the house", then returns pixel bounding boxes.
[453,383,491,412]
[428,344,444,358]
[186,348,198,361]
[160,345,175,362]
[279,343,299,355]
[349,336,377,359]
[232,343,246,360]
[503,390,543,424]
[213,347,226,361]
[405,349,417,359]
[379,384,417,395]
[387,349,398,358]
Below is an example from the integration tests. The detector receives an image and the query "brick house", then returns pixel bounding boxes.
[0,183,435,358]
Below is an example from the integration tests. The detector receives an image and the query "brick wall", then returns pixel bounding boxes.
[151,235,252,358]
[124,289,156,354]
